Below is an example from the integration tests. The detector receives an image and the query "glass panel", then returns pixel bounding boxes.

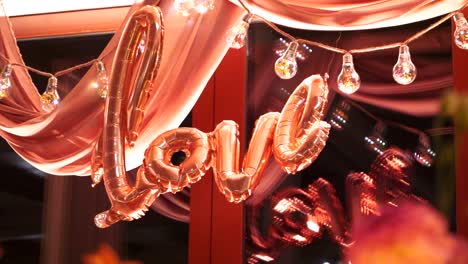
[0,34,190,264]
[245,20,454,264]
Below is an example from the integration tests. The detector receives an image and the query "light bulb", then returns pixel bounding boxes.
[453,12,468,50]
[393,45,417,85]
[41,76,60,112]
[226,14,252,49]
[337,53,360,94]
[174,0,214,16]
[0,64,12,99]
[96,61,109,99]
[274,40,299,79]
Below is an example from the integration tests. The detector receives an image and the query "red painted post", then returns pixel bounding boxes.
[212,48,247,264]
[189,78,215,264]
[452,12,468,238]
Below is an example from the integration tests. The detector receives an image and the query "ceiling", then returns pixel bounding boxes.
[2,0,133,16]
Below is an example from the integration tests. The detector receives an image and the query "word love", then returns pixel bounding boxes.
[94,74,330,228]
[144,74,330,204]
[89,3,330,229]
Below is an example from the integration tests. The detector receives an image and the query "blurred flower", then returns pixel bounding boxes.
[347,202,468,264]
[82,244,142,264]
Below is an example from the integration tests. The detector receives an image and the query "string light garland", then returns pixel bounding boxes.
[95,61,109,99]
[0,1,465,109]
[174,0,214,16]
[0,64,12,98]
[337,53,360,94]
[392,45,417,85]
[226,0,468,94]
[453,12,468,49]
[40,76,60,112]
[226,14,253,49]
[274,40,299,79]
[0,44,114,110]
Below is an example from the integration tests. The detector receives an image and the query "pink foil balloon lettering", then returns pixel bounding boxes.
[91,5,331,228]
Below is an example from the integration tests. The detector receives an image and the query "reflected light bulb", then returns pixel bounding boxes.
[393,45,417,85]
[96,61,109,99]
[364,122,387,155]
[453,12,468,50]
[226,14,252,49]
[337,53,360,94]
[274,40,299,79]
[195,0,214,14]
[292,234,307,242]
[306,217,320,233]
[0,64,12,99]
[174,0,214,16]
[174,0,195,16]
[41,76,60,112]
[253,254,275,262]
[413,135,436,167]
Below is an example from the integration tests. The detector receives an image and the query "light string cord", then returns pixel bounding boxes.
[237,0,468,54]
[0,1,464,81]
[236,0,458,138]
[345,99,453,140]
[0,44,115,79]
[0,0,113,79]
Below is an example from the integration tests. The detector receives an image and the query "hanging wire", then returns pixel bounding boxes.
[0,1,463,87]
[237,0,466,55]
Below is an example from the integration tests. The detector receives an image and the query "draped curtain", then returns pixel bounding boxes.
[0,0,464,221]
[232,0,467,30]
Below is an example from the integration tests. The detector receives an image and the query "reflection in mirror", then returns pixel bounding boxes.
[245,18,455,263]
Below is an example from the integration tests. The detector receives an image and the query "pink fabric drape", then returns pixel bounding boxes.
[232,0,467,30]
[0,0,244,176]
[0,0,461,220]
[0,0,460,175]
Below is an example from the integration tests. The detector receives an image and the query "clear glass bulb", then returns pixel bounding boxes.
[454,12,468,50]
[274,40,299,79]
[41,76,60,112]
[96,61,109,99]
[393,45,417,85]
[0,64,12,99]
[226,14,252,49]
[174,0,214,16]
[337,53,361,94]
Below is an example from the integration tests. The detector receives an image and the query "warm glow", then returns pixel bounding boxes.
[90,81,99,89]
[254,254,275,262]
[292,234,307,242]
[306,217,320,233]
[2,0,134,16]
[273,198,292,213]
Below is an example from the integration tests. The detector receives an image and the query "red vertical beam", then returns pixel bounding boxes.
[212,48,247,264]
[453,13,468,238]
[189,78,215,264]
